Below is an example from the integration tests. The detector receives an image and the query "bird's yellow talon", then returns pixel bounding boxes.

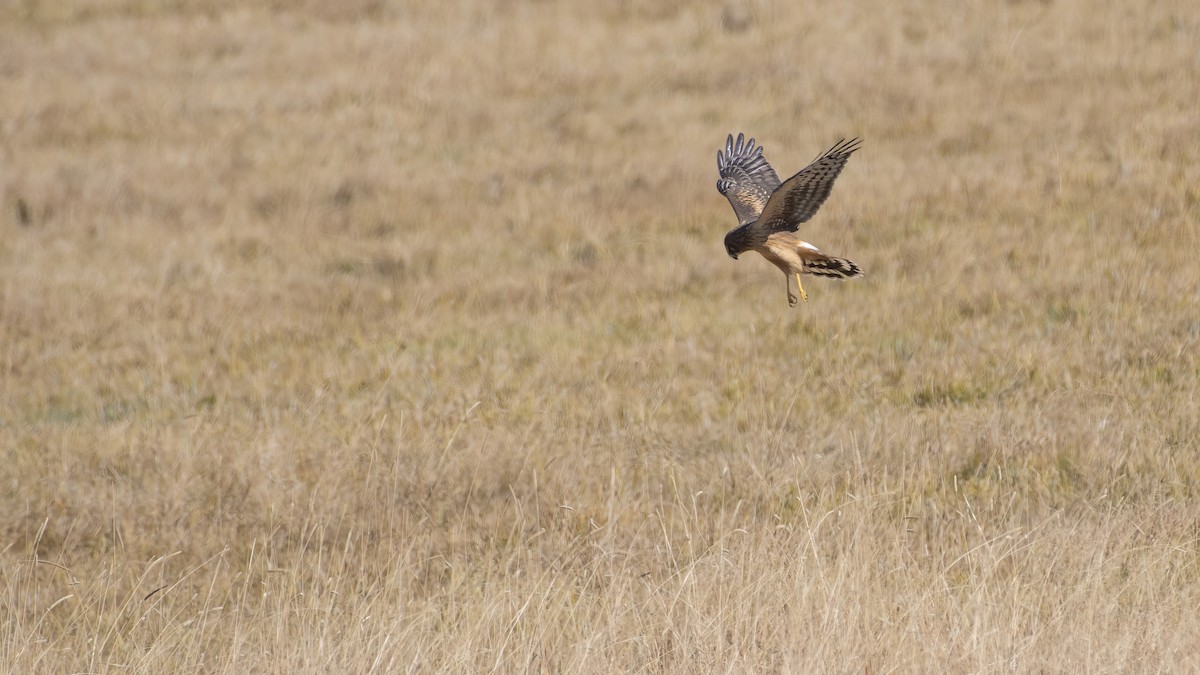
[794,273,808,303]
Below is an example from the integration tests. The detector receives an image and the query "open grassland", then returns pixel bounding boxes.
[2,0,1200,671]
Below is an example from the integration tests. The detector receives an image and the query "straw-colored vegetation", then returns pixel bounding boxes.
[3,0,1199,671]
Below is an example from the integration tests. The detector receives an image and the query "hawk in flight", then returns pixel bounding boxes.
[717,133,863,306]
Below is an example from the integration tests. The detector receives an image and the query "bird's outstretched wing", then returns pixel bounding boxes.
[716,133,781,226]
[753,138,861,235]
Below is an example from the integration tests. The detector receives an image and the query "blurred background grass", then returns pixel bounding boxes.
[2,0,1199,671]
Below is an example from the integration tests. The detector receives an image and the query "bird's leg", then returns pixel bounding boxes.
[793,272,808,303]
[786,274,798,307]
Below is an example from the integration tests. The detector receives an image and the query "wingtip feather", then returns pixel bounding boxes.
[721,132,770,161]
[814,136,864,161]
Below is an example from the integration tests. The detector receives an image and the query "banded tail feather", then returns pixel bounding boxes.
[801,252,862,279]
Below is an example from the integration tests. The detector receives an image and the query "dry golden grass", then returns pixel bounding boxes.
[2,0,1200,671]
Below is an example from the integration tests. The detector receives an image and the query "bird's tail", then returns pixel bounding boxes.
[798,248,863,279]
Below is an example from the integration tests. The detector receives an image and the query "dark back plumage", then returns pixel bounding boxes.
[716,133,781,227]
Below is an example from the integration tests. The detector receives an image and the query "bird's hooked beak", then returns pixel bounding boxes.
[729,252,739,260]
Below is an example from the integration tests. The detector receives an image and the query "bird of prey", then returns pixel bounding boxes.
[717,133,864,306]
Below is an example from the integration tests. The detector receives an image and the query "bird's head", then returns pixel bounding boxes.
[724,230,741,260]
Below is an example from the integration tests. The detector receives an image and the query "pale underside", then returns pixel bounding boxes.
[755,233,824,306]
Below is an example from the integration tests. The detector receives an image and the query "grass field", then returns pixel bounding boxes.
[2,0,1199,671]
